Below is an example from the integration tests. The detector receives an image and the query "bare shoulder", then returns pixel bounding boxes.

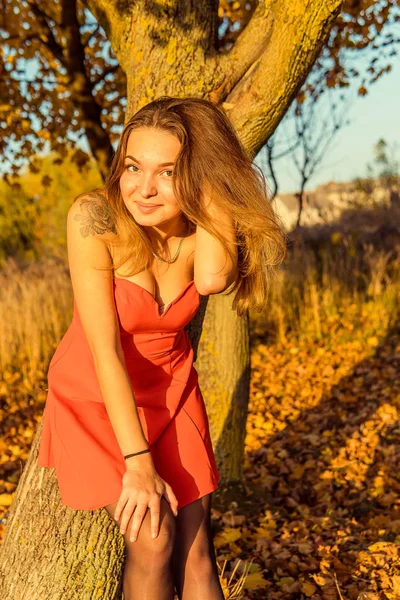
[68,191,117,243]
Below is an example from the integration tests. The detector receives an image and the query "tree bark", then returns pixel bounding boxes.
[195,295,251,482]
[0,419,125,599]
[0,1,343,597]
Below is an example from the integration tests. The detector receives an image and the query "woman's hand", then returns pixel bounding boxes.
[114,454,178,542]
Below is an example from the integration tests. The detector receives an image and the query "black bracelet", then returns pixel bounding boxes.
[124,449,151,460]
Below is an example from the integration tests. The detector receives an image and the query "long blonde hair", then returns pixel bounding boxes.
[75,96,287,316]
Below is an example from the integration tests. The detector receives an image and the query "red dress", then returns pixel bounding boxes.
[37,277,220,510]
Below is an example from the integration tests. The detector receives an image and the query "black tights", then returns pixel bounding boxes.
[104,493,225,600]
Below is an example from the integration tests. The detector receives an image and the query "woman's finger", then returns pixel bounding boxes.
[148,496,161,539]
[114,493,129,523]
[162,483,179,516]
[129,502,149,542]
[119,499,137,535]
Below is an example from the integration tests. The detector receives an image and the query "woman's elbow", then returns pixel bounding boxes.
[196,273,236,295]
[92,346,123,368]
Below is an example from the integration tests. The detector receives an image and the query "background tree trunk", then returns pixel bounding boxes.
[62,0,114,179]
[0,1,342,597]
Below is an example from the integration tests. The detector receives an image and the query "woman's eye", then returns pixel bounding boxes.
[124,165,173,177]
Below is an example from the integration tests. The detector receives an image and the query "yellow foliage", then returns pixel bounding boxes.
[0,493,13,507]
[214,527,242,549]
[301,581,317,596]
[242,571,267,590]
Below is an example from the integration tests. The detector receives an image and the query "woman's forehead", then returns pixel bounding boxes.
[125,127,181,163]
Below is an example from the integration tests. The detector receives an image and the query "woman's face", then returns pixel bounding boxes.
[119,126,183,229]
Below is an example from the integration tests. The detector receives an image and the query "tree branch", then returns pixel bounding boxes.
[61,0,113,178]
[210,1,274,104]
[82,0,132,69]
[25,0,65,66]
[223,0,343,157]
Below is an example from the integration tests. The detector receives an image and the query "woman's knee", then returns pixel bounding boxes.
[183,538,216,572]
[124,498,176,565]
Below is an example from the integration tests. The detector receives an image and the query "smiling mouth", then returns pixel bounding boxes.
[136,202,161,207]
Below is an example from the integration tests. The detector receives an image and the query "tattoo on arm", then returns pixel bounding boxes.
[73,194,117,237]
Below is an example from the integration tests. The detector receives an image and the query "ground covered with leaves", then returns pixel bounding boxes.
[2,304,398,599]
[211,304,400,599]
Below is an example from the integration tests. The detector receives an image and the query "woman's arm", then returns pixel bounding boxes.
[194,197,238,295]
[67,196,178,539]
[67,198,150,462]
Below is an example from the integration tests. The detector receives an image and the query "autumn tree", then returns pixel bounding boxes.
[0,0,125,180]
[2,1,394,598]
[1,0,399,182]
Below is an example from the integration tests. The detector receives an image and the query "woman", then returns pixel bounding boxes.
[37,96,286,599]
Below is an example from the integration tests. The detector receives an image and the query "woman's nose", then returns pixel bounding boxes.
[138,173,157,197]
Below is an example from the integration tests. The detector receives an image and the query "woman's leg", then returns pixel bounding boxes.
[172,493,224,600]
[104,496,176,600]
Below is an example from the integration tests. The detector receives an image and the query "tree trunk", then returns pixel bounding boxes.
[192,296,250,483]
[0,1,342,597]
[296,190,304,228]
[0,420,125,599]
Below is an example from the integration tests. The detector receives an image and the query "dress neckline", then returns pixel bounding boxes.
[113,277,196,319]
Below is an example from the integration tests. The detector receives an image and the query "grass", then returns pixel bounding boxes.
[1,233,398,376]
[0,256,73,377]
[251,236,399,347]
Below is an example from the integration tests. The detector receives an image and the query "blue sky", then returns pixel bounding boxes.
[260,57,400,195]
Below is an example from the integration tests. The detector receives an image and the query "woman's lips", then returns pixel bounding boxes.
[136,201,162,214]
